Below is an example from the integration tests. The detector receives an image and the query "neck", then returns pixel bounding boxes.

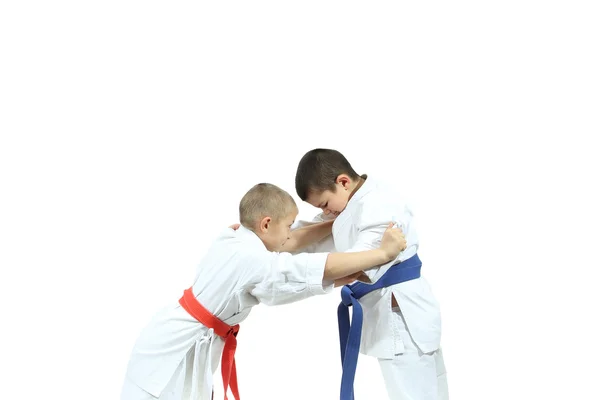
[254,231,272,250]
[348,175,366,201]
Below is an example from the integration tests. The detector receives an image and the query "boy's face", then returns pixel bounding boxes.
[262,211,297,252]
[305,183,350,217]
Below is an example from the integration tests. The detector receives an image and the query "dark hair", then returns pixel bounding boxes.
[295,149,359,200]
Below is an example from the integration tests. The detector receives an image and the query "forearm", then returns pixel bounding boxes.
[333,271,370,287]
[281,220,333,252]
[323,249,391,281]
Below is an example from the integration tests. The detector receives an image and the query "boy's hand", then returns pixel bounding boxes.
[229,223,241,230]
[379,222,406,261]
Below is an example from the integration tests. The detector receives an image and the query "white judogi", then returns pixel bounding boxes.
[121,226,333,400]
[303,176,448,399]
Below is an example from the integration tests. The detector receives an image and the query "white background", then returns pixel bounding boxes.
[1,1,599,399]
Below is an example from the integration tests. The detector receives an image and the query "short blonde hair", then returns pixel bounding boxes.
[239,183,298,229]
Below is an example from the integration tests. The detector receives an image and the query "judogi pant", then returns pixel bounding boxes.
[378,307,448,400]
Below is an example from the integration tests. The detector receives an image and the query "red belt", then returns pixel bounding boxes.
[179,288,240,400]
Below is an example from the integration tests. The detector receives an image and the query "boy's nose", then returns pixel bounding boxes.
[323,209,330,215]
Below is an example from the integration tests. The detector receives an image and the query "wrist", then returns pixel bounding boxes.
[378,248,392,263]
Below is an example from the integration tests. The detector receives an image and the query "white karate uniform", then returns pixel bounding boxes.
[120,226,333,400]
[305,176,448,399]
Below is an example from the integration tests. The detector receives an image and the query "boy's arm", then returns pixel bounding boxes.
[347,219,416,283]
[249,224,405,306]
[289,213,337,254]
[227,220,334,253]
[333,271,368,287]
[322,223,405,280]
[280,220,334,253]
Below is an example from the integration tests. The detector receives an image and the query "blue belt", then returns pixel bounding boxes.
[337,254,422,400]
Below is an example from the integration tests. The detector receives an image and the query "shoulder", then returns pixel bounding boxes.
[353,182,405,228]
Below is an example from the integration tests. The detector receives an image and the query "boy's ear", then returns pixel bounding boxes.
[336,174,351,189]
[259,216,271,232]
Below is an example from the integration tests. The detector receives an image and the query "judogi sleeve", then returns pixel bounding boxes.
[346,202,415,283]
[249,251,334,306]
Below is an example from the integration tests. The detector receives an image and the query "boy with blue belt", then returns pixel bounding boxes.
[295,149,449,400]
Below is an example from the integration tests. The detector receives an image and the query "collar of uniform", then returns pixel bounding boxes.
[235,225,268,251]
[346,174,375,208]
[333,175,374,232]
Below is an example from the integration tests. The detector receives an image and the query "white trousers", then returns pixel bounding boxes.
[377,307,449,400]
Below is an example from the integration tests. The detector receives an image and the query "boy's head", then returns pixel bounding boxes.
[239,183,298,251]
[295,148,360,216]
